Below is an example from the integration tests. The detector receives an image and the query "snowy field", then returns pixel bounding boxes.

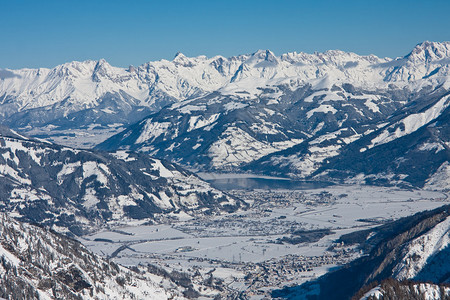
[24,126,124,149]
[80,184,448,296]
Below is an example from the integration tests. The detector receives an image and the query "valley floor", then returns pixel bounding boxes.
[79,184,449,298]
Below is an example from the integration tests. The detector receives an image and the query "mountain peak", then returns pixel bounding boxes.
[173,51,186,60]
[405,41,450,62]
[252,49,277,61]
[92,58,113,82]
[97,58,107,64]
[246,49,279,67]
[172,51,194,67]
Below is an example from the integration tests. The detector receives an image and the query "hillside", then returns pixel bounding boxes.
[0,211,201,299]
[0,127,243,236]
[272,204,450,299]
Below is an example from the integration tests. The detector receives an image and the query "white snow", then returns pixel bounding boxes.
[178,104,207,114]
[425,162,450,190]
[135,121,171,144]
[223,101,249,112]
[393,216,450,280]
[364,97,381,113]
[187,113,220,132]
[152,159,175,178]
[111,150,137,162]
[82,161,109,186]
[57,161,81,183]
[82,188,100,209]
[306,105,338,118]
[419,142,445,153]
[368,94,450,149]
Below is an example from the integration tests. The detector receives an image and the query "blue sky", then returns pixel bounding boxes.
[1,0,449,69]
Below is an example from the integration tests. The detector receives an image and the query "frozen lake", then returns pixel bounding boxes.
[206,177,331,190]
[197,172,332,190]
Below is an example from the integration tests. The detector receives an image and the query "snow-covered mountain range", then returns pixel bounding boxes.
[1,42,450,299]
[95,42,450,187]
[1,41,449,186]
[0,126,243,236]
[247,88,450,187]
[0,47,391,147]
[1,42,448,145]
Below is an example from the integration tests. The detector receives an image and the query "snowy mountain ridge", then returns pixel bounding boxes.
[0,211,205,299]
[0,127,243,236]
[1,41,450,147]
[3,41,449,106]
[97,42,450,186]
[1,49,387,113]
[2,42,447,104]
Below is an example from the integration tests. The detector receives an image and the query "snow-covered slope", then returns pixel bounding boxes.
[0,128,243,236]
[393,216,450,282]
[95,42,450,178]
[360,280,450,300]
[96,74,407,170]
[0,211,195,299]
[385,41,450,82]
[273,204,450,299]
[360,212,450,299]
[307,90,450,187]
[2,42,450,148]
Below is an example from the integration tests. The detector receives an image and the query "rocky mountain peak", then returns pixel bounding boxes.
[172,51,194,67]
[247,49,279,66]
[92,58,114,82]
[405,41,450,62]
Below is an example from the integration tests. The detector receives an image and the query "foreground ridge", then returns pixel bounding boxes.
[0,211,195,299]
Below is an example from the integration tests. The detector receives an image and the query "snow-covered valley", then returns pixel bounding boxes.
[80,184,449,298]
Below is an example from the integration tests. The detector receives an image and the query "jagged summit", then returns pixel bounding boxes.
[251,49,278,61]
[172,51,191,65]
[405,41,450,62]
[0,41,449,148]
[92,58,114,82]
[173,51,184,59]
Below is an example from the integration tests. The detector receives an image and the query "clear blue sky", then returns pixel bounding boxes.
[1,0,449,69]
